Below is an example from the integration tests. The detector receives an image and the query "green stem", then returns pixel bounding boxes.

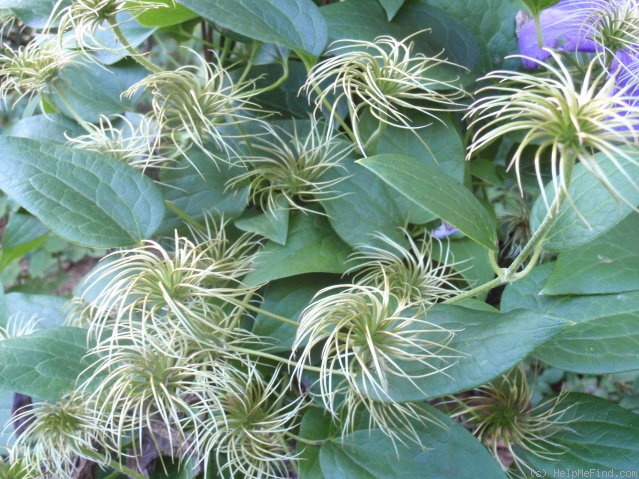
[164,201,205,231]
[48,82,92,133]
[445,173,570,304]
[286,431,326,447]
[300,56,358,148]
[237,41,259,84]
[219,35,234,67]
[362,114,387,154]
[533,13,544,49]
[252,57,290,96]
[229,298,299,326]
[230,346,346,376]
[108,18,162,73]
[487,248,502,278]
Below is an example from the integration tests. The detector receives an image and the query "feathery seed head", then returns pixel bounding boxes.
[590,0,639,57]
[349,231,464,308]
[303,31,469,153]
[227,118,352,214]
[194,365,303,479]
[82,230,258,345]
[451,367,575,477]
[0,36,75,106]
[9,392,111,479]
[292,283,459,416]
[79,335,229,462]
[466,51,639,208]
[124,53,264,163]
[53,0,172,55]
[66,114,170,170]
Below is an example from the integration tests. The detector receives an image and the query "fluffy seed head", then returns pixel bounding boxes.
[195,365,303,479]
[8,392,111,479]
[0,36,74,106]
[124,53,264,163]
[466,51,639,208]
[349,231,464,308]
[66,114,170,170]
[226,119,352,213]
[303,31,468,153]
[451,367,575,477]
[81,229,258,345]
[292,283,459,415]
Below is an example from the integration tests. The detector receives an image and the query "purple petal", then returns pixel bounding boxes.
[612,49,639,93]
[608,50,639,131]
[517,0,601,68]
[431,222,459,240]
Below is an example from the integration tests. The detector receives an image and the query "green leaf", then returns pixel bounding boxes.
[0,136,165,248]
[0,0,66,28]
[536,313,639,374]
[252,274,337,353]
[361,304,567,402]
[524,393,639,474]
[322,160,415,248]
[378,0,405,20]
[0,327,93,401]
[319,405,507,479]
[51,58,147,122]
[5,292,68,328]
[422,0,521,70]
[2,214,48,249]
[520,0,560,15]
[298,407,334,479]
[360,112,465,183]
[442,237,495,300]
[543,213,639,295]
[6,114,85,143]
[177,0,328,59]
[502,263,639,374]
[158,149,249,235]
[0,213,48,271]
[244,212,352,286]
[321,0,479,70]
[530,153,639,252]
[134,0,199,27]
[148,461,197,479]
[0,389,15,448]
[235,200,290,246]
[358,154,497,250]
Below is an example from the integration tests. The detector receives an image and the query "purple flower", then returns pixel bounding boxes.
[517,0,639,127]
[517,0,602,68]
[431,221,459,239]
[610,49,639,127]
[612,50,639,95]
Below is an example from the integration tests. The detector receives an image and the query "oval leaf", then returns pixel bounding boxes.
[0,327,93,401]
[530,152,639,252]
[524,393,639,475]
[0,136,165,248]
[177,0,328,59]
[359,305,568,402]
[358,154,497,250]
[543,213,639,295]
[243,213,352,287]
[321,0,479,70]
[319,405,507,479]
[502,263,639,374]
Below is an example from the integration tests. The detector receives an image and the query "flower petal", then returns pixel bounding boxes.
[517,0,600,68]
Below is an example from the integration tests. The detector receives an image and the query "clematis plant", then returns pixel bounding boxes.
[1,1,639,479]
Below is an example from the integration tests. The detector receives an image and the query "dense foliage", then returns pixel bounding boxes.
[0,0,638,478]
